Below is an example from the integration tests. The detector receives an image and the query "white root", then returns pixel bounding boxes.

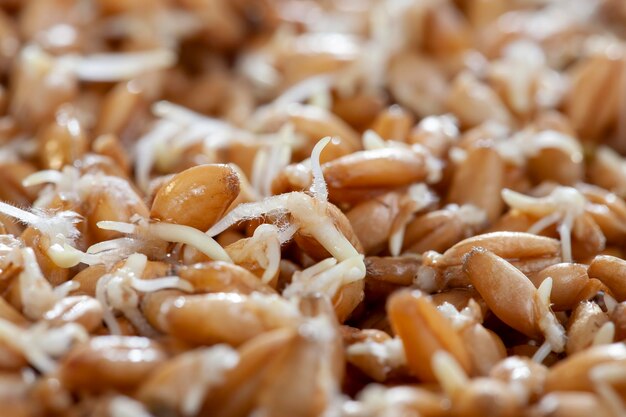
[96,218,232,263]
[208,192,361,262]
[19,248,61,320]
[149,222,231,263]
[0,318,87,374]
[413,145,444,184]
[502,187,588,263]
[23,166,82,208]
[206,194,290,236]
[109,396,156,417]
[7,247,82,321]
[251,124,295,198]
[135,101,249,193]
[531,341,553,364]
[0,201,46,228]
[502,187,583,217]
[227,224,293,284]
[135,120,181,192]
[527,211,562,235]
[556,211,574,263]
[283,255,365,299]
[95,253,193,336]
[290,193,362,261]
[87,237,152,269]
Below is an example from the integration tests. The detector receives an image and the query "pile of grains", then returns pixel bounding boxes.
[0,0,625,416]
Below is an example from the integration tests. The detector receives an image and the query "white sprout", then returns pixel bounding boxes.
[431,350,469,398]
[592,322,615,346]
[309,137,333,202]
[227,223,296,284]
[283,255,366,299]
[95,253,193,336]
[362,130,387,151]
[94,216,232,263]
[208,136,351,252]
[532,278,566,363]
[207,192,361,262]
[135,119,182,193]
[19,248,60,320]
[388,184,440,256]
